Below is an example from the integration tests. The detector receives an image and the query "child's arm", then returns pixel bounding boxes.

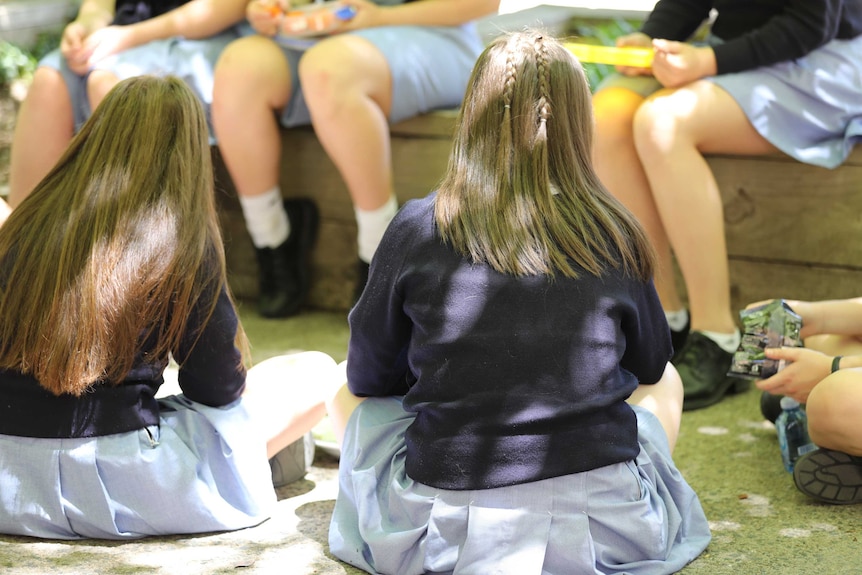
[60,0,115,63]
[340,0,500,30]
[126,0,250,42]
[75,0,248,71]
[788,298,862,339]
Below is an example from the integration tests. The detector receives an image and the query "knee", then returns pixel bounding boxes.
[299,39,371,114]
[592,88,642,152]
[298,45,344,108]
[213,37,288,106]
[631,91,687,160]
[86,70,118,110]
[806,373,862,455]
[23,67,70,112]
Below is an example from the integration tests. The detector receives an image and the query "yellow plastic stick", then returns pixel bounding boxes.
[564,43,654,68]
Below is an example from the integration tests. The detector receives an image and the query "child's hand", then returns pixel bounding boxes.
[248,0,289,36]
[66,25,135,74]
[615,32,653,77]
[338,0,381,32]
[650,40,716,88]
[61,20,96,72]
[756,346,830,403]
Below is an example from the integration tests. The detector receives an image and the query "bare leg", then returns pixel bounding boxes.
[212,36,292,199]
[593,87,682,312]
[633,82,780,334]
[627,363,684,452]
[805,371,862,456]
[300,35,393,212]
[326,361,367,447]
[86,69,120,110]
[9,67,74,207]
[241,351,338,458]
[801,335,862,455]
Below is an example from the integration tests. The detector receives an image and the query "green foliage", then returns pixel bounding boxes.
[0,41,37,87]
[566,17,643,91]
[0,30,63,88]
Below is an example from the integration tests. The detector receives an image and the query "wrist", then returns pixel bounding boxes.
[700,46,717,76]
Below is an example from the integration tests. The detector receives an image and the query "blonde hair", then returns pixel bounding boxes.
[435,30,655,281]
[0,75,247,396]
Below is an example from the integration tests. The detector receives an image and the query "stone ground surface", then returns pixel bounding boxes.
[0,309,859,574]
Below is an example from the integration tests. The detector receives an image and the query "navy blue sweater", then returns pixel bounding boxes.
[112,0,190,25]
[347,195,673,491]
[0,285,246,438]
[641,0,862,74]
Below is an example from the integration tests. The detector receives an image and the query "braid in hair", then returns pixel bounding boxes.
[534,33,551,132]
[498,39,518,182]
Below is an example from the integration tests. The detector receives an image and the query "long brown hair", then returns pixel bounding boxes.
[435,30,655,280]
[0,75,247,396]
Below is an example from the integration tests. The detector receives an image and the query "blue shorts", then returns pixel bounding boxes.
[596,35,862,169]
[235,21,484,128]
[329,398,711,575]
[39,27,241,140]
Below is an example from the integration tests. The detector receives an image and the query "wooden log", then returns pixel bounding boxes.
[215,113,862,315]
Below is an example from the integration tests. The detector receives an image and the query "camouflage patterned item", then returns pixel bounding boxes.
[728,299,803,379]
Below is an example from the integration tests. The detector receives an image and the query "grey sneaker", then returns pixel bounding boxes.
[793,448,862,505]
[270,431,315,487]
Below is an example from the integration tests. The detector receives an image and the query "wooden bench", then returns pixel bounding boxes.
[213,3,862,314]
[213,110,862,314]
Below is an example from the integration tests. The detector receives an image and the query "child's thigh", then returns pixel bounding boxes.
[348,25,484,122]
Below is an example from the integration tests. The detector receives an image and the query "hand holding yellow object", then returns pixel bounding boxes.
[564,43,654,68]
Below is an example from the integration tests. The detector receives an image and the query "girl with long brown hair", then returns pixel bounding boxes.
[326,31,711,574]
[0,75,336,539]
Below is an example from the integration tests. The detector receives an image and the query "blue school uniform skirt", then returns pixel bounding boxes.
[39,27,240,139]
[246,20,484,128]
[0,395,275,540]
[329,398,711,575]
[596,35,862,169]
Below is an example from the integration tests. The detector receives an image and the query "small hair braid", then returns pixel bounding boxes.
[534,34,550,126]
[503,42,517,114]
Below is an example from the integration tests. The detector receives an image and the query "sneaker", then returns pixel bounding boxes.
[255,198,319,318]
[270,431,316,488]
[673,331,750,411]
[760,390,785,424]
[352,259,370,305]
[793,448,862,505]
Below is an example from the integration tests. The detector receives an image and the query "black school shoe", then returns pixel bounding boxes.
[255,198,319,318]
[793,448,862,505]
[673,331,750,411]
[760,391,785,424]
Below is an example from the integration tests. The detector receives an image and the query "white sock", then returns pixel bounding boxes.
[355,195,398,263]
[665,309,689,332]
[239,187,290,248]
[701,329,741,353]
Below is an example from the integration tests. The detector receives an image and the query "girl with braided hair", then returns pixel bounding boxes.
[326,30,711,574]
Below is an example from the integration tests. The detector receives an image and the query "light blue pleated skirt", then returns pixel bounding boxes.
[0,395,275,540]
[235,22,484,128]
[329,398,711,575]
[39,27,241,139]
[596,35,862,168]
